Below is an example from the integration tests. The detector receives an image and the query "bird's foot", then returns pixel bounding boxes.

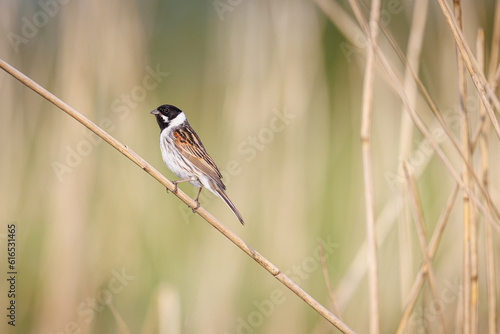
[166,181,181,194]
[191,200,200,213]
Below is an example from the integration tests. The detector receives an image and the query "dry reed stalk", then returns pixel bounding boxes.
[384,48,500,234]
[395,185,459,333]
[350,0,500,236]
[468,25,479,334]
[315,1,498,221]
[403,162,446,334]
[482,99,498,334]
[342,0,500,234]
[316,3,500,331]
[395,0,429,305]
[380,21,500,224]
[306,2,405,313]
[489,2,500,80]
[378,19,500,237]
[313,3,499,333]
[395,97,500,332]
[353,4,500,331]
[316,0,497,218]
[318,242,342,319]
[0,58,355,334]
[313,1,469,319]
[480,22,498,334]
[334,195,402,310]
[435,0,500,141]
[452,1,474,332]
[358,0,382,331]
[493,65,500,89]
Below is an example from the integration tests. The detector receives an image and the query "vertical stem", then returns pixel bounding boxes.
[359,0,381,332]
[396,0,429,306]
[481,20,498,333]
[453,1,473,333]
[488,0,500,81]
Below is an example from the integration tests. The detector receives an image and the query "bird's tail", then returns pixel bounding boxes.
[216,188,245,225]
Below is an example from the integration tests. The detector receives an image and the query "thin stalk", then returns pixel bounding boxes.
[313,2,500,320]
[0,58,355,334]
[379,16,500,225]
[395,0,429,306]
[482,21,498,333]
[395,186,459,334]
[344,0,500,238]
[435,0,500,141]
[403,162,446,334]
[315,0,500,224]
[347,0,500,236]
[358,0,382,331]
[452,1,474,332]
[395,100,500,332]
[318,242,342,319]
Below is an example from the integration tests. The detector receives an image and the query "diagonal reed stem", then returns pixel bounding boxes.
[403,162,446,334]
[364,14,500,237]
[318,242,342,320]
[435,0,500,142]
[314,0,500,226]
[334,0,500,235]
[395,93,497,333]
[0,58,355,334]
[378,14,500,226]
[395,185,459,334]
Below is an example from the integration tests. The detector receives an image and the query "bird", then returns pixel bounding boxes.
[150,104,245,225]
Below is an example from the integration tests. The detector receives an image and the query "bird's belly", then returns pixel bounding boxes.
[161,141,202,188]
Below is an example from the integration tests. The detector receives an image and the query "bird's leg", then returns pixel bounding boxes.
[166,177,197,194]
[192,187,203,213]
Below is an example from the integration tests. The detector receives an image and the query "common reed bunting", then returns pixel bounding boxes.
[151,104,244,225]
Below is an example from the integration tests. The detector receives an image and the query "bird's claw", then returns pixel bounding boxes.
[166,182,179,194]
[191,201,200,213]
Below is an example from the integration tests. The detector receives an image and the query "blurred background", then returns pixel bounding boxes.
[1,0,499,333]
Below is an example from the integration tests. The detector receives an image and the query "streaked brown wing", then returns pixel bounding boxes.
[172,125,224,184]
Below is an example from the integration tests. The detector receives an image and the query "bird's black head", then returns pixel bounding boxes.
[150,104,184,131]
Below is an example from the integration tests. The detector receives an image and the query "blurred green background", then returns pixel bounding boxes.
[1,0,499,333]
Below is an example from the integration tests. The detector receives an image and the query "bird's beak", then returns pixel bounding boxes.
[150,109,160,115]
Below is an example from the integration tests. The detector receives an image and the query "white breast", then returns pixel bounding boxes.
[159,128,203,188]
